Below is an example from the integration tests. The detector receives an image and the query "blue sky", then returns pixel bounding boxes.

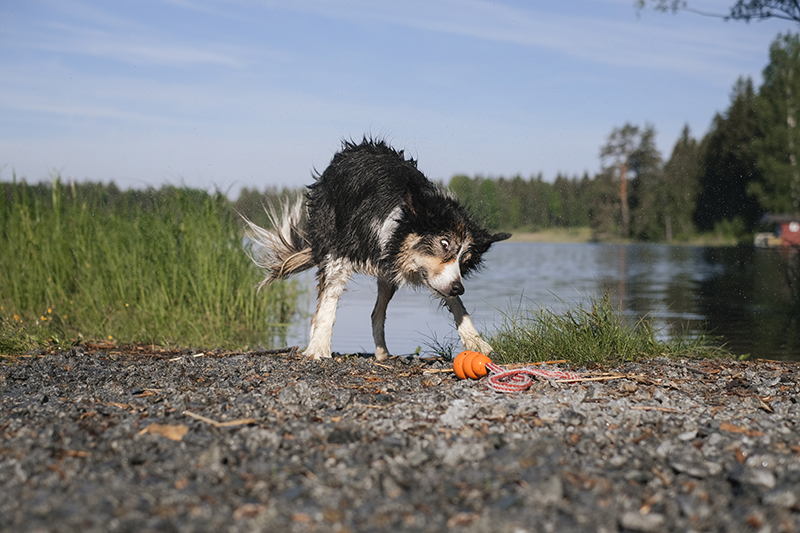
[1,0,797,195]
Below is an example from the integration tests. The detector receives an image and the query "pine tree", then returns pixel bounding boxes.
[751,33,800,214]
[599,124,641,237]
[662,125,702,240]
[628,125,665,240]
[596,124,664,240]
[694,77,763,233]
[589,168,621,240]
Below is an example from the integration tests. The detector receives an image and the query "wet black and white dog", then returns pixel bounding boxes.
[245,138,510,360]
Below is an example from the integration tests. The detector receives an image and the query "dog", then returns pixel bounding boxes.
[244,138,510,360]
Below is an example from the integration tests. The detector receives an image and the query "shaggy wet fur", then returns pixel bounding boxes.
[244,138,509,360]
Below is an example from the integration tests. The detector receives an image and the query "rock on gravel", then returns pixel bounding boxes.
[1,348,799,532]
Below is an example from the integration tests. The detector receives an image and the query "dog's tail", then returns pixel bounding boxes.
[242,195,314,288]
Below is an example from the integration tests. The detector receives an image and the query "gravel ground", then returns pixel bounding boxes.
[1,347,799,532]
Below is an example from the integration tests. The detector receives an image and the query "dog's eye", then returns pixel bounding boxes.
[440,238,450,252]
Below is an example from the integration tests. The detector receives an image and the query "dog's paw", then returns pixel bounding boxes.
[302,347,333,360]
[464,338,494,356]
[374,347,391,361]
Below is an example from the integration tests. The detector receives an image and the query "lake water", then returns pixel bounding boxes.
[278,243,800,361]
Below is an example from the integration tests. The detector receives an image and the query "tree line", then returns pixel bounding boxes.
[6,8,800,245]
[449,33,800,242]
[236,34,800,242]
[6,34,798,247]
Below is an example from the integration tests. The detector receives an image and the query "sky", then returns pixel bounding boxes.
[1,0,798,197]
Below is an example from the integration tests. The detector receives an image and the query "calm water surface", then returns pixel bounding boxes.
[279,243,800,360]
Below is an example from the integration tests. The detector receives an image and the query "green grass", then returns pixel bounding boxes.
[506,227,593,243]
[485,294,731,366]
[1,176,299,355]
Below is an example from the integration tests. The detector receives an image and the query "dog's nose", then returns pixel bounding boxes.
[449,280,464,296]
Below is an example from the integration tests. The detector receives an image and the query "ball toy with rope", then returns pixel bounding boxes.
[453,350,583,393]
[452,350,491,380]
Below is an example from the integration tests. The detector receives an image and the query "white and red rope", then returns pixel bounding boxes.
[483,361,583,393]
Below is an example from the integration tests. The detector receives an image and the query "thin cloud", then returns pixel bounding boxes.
[3,1,253,69]
[259,0,774,81]
[29,23,249,68]
[2,0,797,190]
[2,97,179,125]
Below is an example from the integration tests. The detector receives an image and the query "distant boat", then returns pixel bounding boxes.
[755,214,800,248]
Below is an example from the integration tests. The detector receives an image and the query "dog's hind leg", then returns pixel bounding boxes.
[371,278,397,361]
[444,296,494,355]
[305,257,352,360]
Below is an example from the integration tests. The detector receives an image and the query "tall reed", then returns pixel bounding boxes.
[0,176,299,353]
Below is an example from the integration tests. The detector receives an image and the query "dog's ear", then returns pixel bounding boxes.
[490,232,512,243]
[471,231,511,255]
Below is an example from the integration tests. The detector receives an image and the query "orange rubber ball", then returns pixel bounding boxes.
[453,350,492,380]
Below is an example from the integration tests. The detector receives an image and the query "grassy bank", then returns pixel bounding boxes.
[506,227,740,246]
[0,178,298,354]
[506,227,593,243]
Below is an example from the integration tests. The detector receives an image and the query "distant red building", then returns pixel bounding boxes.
[759,214,800,247]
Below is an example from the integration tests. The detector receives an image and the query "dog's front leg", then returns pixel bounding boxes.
[305,259,352,360]
[444,296,494,355]
[371,279,397,361]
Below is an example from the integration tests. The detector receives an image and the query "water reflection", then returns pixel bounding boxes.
[693,246,799,359]
[278,243,800,360]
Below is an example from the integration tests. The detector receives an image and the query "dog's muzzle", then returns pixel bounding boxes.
[449,280,464,296]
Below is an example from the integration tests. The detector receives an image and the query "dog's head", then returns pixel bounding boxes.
[394,189,510,298]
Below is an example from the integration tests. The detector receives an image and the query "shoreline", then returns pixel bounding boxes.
[2,348,798,531]
[505,228,740,246]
